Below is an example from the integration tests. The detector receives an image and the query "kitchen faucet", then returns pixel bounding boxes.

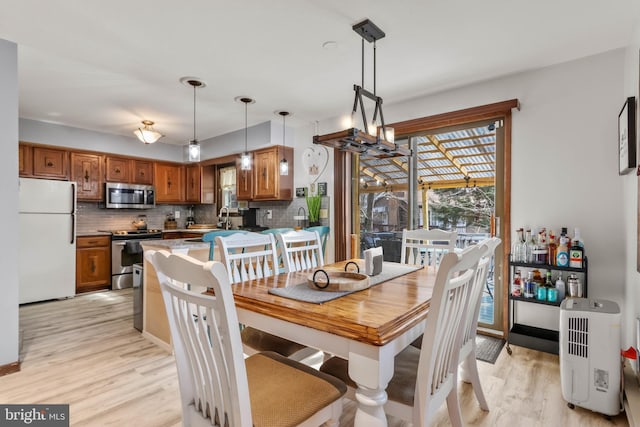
[297,206,307,228]
[219,206,230,230]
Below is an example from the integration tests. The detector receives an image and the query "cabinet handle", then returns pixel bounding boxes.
[84,170,90,182]
[191,178,194,188]
[46,161,54,167]
[167,179,172,189]
[115,167,120,174]
[90,260,96,274]
[140,171,145,177]
[262,168,267,179]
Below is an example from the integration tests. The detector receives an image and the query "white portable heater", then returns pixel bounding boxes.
[560,298,622,416]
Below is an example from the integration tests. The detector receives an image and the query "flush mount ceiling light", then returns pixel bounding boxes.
[134,120,163,144]
[277,111,291,176]
[181,78,206,162]
[313,19,411,158]
[236,96,255,170]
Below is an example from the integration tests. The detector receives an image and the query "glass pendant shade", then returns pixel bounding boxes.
[188,141,200,162]
[279,158,289,175]
[134,120,163,144]
[240,151,251,170]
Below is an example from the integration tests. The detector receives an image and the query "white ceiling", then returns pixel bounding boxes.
[1,0,637,145]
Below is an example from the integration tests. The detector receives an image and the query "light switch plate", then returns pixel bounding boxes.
[296,187,307,197]
[174,210,181,219]
[319,208,328,219]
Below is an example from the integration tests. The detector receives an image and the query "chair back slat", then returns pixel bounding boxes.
[305,225,330,256]
[151,250,253,427]
[202,230,247,261]
[277,230,325,273]
[414,244,482,421]
[216,232,278,284]
[400,229,457,269]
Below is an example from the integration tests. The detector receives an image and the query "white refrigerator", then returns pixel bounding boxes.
[19,178,76,304]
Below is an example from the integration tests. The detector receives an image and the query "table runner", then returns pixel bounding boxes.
[267,262,422,304]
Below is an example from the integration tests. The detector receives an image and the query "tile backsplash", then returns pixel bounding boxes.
[77,196,329,233]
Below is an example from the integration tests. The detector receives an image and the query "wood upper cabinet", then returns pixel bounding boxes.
[236,158,253,201]
[185,164,202,203]
[132,159,154,185]
[31,146,69,179]
[105,156,130,182]
[71,153,103,201]
[76,235,111,293]
[252,146,293,201]
[19,144,33,177]
[155,162,184,203]
[105,157,154,185]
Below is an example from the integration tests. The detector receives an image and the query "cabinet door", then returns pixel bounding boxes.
[71,153,103,201]
[19,144,33,177]
[252,148,278,200]
[105,156,131,182]
[32,146,69,179]
[132,159,154,185]
[155,163,184,203]
[76,236,111,293]
[236,162,253,200]
[185,164,202,203]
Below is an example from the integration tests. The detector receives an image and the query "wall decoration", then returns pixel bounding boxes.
[619,96,636,175]
[302,146,329,183]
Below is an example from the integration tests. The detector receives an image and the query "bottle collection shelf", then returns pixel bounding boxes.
[507,254,587,356]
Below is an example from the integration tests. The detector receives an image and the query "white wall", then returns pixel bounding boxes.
[623,24,640,349]
[316,49,628,337]
[0,39,19,366]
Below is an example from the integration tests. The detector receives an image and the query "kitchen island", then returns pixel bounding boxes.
[140,238,210,350]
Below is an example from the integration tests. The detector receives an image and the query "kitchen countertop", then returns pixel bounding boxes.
[77,231,113,237]
[140,238,210,251]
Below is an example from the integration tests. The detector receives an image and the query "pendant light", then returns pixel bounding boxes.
[181,77,205,162]
[237,96,255,170]
[134,120,163,144]
[277,111,290,175]
[313,19,410,158]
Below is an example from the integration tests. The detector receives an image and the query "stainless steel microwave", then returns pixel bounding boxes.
[105,183,155,209]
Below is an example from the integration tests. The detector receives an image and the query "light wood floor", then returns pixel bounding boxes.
[0,289,629,427]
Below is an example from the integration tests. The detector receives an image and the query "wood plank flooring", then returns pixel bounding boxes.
[0,289,629,427]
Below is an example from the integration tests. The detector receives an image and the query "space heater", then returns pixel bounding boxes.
[559,298,622,416]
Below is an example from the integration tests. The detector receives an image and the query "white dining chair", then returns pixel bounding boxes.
[215,232,310,359]
[457,237,501,409]
[277,229,324,272]
[151,250,346,427]
[400,228,458,270]
[320,245,483,427]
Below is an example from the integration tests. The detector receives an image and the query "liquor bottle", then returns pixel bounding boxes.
[512,228,524,262]
[511,270,522,297]
[555,274,566,301]
[548,230,557,266]
[569,241,584,268]
[561,227,572,249]
[524,271,535,299]
[525,229,534,263]
[556,236,569,267]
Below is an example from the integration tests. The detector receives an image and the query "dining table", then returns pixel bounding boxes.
[225,259,436,427]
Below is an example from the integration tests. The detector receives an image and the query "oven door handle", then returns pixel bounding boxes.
[113,242,126,247]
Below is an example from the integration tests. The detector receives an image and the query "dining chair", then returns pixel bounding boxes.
[400,228,458,270]
[277,229,324,272]
[150,250,346,427]
[262,227,294,272]
[409,237,501,412]
[201,229,247,261]
[216,232,310,359]
[320,245,483,427]
[304,225,330,257]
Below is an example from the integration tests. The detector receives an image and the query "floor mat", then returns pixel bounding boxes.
[475,335,505,364]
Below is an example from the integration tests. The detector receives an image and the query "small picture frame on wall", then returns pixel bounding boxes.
[618,96,636,175]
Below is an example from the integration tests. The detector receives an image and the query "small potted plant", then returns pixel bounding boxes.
[306,192,322,227]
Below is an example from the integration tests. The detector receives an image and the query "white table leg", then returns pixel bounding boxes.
[348,345,394,427]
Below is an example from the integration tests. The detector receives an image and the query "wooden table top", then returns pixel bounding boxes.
[226,259,436,346]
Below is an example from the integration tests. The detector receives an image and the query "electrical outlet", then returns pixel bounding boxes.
[266,209,273,219]
[174,210,181,219]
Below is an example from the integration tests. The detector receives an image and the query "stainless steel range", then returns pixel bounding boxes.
[107,229,162,289]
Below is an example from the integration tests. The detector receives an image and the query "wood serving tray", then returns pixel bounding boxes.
[307,269,370,292]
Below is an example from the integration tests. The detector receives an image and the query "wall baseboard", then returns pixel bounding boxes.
[0,361,20,377]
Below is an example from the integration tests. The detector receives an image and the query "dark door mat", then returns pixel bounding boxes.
[475,335,505,364]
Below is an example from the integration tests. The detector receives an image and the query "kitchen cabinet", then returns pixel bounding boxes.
[105,156,154,185]
[155,162,184,203]
[71,153,103,201]
[19,144,33,177]
[252,146,293,200]
[506,255,588,355]
[185,164,202,203]
[76,235,111,293]
[236,160,253,201]
[20,145,69,179]
[162,231,204,239]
